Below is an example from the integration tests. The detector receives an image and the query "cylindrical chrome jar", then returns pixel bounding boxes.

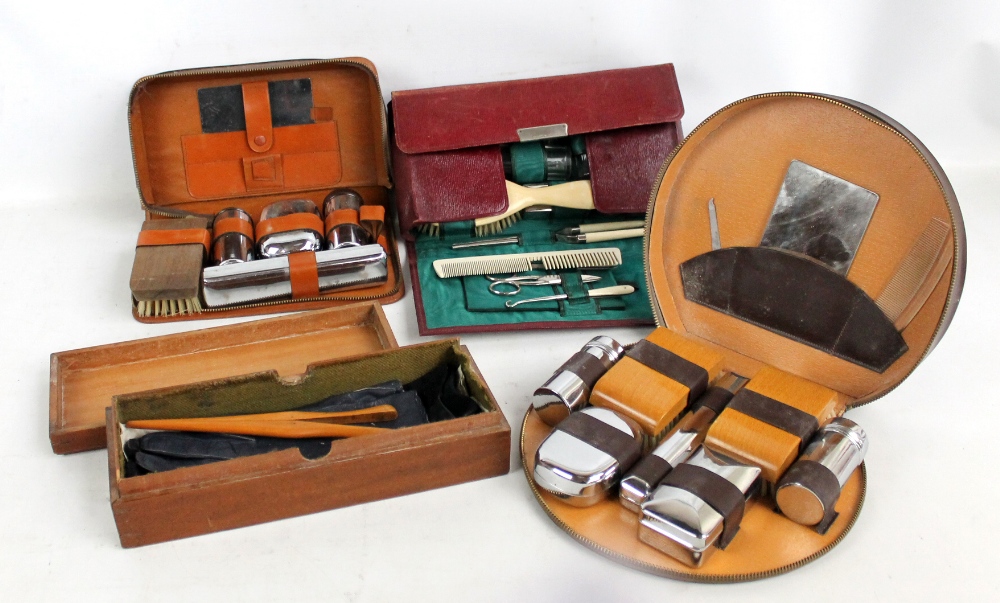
[211,208,255,266]
[776,417,869,528]
[323,189,371,250]
[532,336,625,426]
[256,199,324,259]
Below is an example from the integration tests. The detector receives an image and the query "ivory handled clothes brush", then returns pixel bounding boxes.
[474,180,595,235]
[418,180,596,238]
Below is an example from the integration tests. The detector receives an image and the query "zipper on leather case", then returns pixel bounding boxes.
[127,59,401,311]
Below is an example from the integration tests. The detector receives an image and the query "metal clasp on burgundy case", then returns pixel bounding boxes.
[517,123,568,142]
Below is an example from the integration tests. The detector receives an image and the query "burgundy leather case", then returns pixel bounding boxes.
[390,64,685,335]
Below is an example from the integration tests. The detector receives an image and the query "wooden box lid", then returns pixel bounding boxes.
[645,93,966,404]
[50,303,397,454]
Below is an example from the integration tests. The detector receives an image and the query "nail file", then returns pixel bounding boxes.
[555,228,645,244]
[708,198,721,250]
[505,285,635,308]
[433,248,622,278]
[559,220,646,236]
[874,218,952,329]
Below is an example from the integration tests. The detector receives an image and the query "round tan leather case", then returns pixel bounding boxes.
[521,93,966,581]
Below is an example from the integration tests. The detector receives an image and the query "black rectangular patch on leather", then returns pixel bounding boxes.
[197,79,314,133]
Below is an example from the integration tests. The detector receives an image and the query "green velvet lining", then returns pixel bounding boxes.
[414,210,654,330]
[115,340,495,423]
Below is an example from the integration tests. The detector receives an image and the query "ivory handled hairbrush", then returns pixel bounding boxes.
[473,180,595,236]
[432,247,622,278]
[125,404,397,439]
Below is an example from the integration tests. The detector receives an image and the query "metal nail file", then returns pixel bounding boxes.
[760,160,879,276]
[555,228,645,244]
[708,198,721,250]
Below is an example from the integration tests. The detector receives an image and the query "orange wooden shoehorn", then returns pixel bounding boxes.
[125,404,398,439]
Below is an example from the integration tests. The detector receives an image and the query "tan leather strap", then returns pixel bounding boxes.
[242,81,273,153]
[287,251,320,298]
[136,228,211,255]
[324,208,360,232]
[213,217,255,243]
[255,213,324,242]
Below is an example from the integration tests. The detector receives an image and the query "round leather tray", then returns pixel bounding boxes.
[521,409,865,582]
[518,92,963,581]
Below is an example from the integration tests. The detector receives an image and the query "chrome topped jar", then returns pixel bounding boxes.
[210,208,255,266]
[256,199,325,259]
[323,189,371,250]
[776,417,868,530]
[532,336,625,426]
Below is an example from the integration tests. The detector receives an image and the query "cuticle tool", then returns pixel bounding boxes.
[505,284,635,308]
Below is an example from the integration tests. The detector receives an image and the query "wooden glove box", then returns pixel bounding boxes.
[127,58,404,323]
[49,303,510,547]
[521,93,965,581]
[390,64,684,335]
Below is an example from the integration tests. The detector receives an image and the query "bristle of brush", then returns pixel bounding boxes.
[474,212,521,237]
[135,297,204,318]
[415,223,441,238]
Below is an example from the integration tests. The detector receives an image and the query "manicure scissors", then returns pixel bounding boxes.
[486,274,601,296]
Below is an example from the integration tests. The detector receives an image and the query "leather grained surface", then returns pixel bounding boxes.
[392,64,683,154]
[587,123,681,213]
[392,145,508,229]
[391,64,684,234]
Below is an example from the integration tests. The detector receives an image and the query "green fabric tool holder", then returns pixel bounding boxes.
[413,209,653,330]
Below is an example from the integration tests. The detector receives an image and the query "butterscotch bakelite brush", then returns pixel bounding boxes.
[705,366,841,486]
[126,404,397,439]
[590,328,726,441]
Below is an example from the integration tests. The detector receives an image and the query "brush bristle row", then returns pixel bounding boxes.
[474,213,521,237]
[135,297,203,318]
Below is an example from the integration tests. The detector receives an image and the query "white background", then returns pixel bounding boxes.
[2,1,998,600]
